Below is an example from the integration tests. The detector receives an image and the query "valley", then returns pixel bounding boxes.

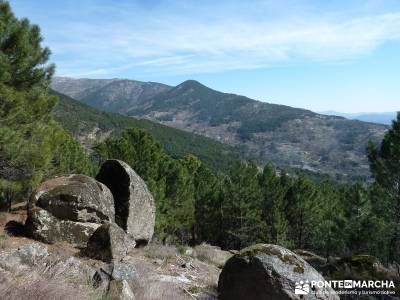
[52,77,388,180]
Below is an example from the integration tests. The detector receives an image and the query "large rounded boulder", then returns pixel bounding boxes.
[218,244,339,300]
[25,174,115,247]
[96,160,155,245]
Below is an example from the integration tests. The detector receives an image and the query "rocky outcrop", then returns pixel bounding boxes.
[96,160,155,245]
[218,244,339,300]
[84,222,135,262]
[25,174,115,247]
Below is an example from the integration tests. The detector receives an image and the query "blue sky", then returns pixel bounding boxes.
[9,0,400,113]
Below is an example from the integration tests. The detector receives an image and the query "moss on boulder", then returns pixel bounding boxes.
[219,244,338,300]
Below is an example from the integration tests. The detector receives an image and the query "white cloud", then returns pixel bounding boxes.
[45,3,400,77]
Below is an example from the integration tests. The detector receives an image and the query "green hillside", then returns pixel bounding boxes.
[51,90,245,172]
[51,78,388,180]
[130,80,316,137]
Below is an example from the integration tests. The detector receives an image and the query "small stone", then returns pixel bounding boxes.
[93,262,137,290]
[112,263,137,281]
[108,279,135,300]
[93,265,113,290]
[185,248,194,256]
[17,243,49,261]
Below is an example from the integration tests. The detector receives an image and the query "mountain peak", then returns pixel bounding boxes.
[51,76,387,180]
[177,80,207,89]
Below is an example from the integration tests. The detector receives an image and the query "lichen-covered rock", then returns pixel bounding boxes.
[111,262,137,281]
[26,174,115,247]
[218,244,339,300]
[17,243,49,262]
[96,160,155,245]
[327,254,399,283]
[294,249,327,271]
[0,243,49,271]
[50,256,96,281]
[84,222,135,262]
[92,262,137,291]
[108,279,135,300]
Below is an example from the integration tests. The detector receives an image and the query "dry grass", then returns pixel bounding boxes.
[0,211,27,228]
[0,270,101,300]
[0,232,9,249]
[144,243,179,261]
[0,241,105,300]
[134,279,190,300]
[193,243,232,268]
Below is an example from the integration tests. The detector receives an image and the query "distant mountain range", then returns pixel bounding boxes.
[50,90,244,172]
[320,111,398,125]
[51,77,388,180]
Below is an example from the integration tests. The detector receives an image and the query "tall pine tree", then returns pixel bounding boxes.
[368,112,400,262]
[0,1,90,210]
[221,161,265,249]
[259,165,289,246]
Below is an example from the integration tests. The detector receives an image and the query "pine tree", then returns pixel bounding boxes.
[285,175,318,249]
[0,1,54,89]
[162,159,195,244]
[368,113,400,262]
[258,165,289,246]
[193,162,222,245]
[312,181,346,258]
[366,183,392,262]
[0,1,90,209]
[221,161,265,249]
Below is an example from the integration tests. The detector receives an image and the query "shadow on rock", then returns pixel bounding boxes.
[5,220,26,237]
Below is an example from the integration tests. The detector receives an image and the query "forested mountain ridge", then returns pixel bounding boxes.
[52,77,172,113]
[50,91,244,172]
[52,77,388,180]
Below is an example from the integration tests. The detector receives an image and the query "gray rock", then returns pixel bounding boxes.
[112,262,137,281]
[218,244,339,300]
[0,243,49,272]
[50,256,95,280]
[96,160,155,245]
[17,243,49,261]
[324,255,399,285]
[84,222,135,262]
[108,279,135,300]
[26,174,115,247]
[93,265,113,290]
[0,253,25,272]
[93,262,137,290]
